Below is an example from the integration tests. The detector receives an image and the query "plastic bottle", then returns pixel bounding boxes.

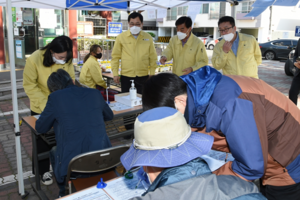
[130,80,137,100]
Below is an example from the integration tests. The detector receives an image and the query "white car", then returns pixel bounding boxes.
[206,37,222,50]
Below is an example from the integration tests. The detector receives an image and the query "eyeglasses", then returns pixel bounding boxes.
[218,26,233,33]
[129,23,141,27]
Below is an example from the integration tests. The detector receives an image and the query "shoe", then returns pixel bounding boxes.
[41,172,53,185]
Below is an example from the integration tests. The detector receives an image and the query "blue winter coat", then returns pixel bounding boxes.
[36,85,113,183]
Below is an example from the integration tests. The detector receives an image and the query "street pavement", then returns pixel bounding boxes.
[0,51,298,199]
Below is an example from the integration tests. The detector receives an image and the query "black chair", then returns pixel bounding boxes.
[65,144,130,194]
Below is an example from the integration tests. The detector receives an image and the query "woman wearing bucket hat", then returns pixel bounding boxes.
[142,67,300,200]
[121,107,265,200]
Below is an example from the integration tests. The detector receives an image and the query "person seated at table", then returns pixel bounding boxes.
[79,44,106,89]
[121,107,266,200]
[141,68,300,200]
[23,35,75,186]
[35,69,113,197]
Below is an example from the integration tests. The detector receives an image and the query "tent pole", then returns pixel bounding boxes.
[5,0,28,198]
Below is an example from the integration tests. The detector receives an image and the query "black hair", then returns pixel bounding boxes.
[41,35,73,67]
[218,16,235,27]
[47,69,73,92]
[142,73,187,112]
[175,16,192,29]
[83,44,102,63]
[128,12,143,23]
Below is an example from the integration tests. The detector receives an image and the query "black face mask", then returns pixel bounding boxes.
[95,53,102,59]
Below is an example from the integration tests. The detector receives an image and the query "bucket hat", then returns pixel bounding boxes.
[121,107,214,170]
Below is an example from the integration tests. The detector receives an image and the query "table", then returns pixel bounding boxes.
[102,72,121,90]
[22,104,142,200]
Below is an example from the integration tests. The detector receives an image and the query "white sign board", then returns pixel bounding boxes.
[14,28,19,36]
[16,11,23,22]
[157,9,167,19]
[147,9,156,19]
[39,9,57,29]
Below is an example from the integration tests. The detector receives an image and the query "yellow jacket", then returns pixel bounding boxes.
[23,49,75,114]
[79,56,107,89]
[111,30,157,77]
[162,33,208,76]
[212,33,262,79]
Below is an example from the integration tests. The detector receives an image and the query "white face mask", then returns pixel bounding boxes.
[222,33,234,42]
[130,26,141,35]
[177,31,188,40]
[52,56,66,65]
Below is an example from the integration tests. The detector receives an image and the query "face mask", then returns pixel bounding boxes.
[130,26,141,35]
[96,53,102,59]
[222,33,234,42]
[52,56,66,65]
[177,31,187,40]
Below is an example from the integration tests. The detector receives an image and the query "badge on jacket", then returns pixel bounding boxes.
[143,39,149,41]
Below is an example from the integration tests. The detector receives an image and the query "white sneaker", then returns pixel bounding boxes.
[41,172,53,185]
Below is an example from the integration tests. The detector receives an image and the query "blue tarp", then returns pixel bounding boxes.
[66,0,127,10]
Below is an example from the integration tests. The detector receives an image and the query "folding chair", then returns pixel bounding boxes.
[65,144,130,194]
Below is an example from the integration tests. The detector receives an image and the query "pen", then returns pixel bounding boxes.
[135,178,142,189]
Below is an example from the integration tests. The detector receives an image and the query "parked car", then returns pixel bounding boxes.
[284,50,296,76]
[206,37,222,50]
[259,39,298,60]
[193,32,214,47]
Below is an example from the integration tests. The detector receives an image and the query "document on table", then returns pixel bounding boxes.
[200,150,235,172]
[109,102,132,111]
[33,115,40,120]
[59,188,113,200]
[60,171,146,200]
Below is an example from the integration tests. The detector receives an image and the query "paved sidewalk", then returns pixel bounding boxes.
[0,60,298,200]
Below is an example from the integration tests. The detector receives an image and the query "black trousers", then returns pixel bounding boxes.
[120,75,148,131]
[289,73,300,105]
[31,110,52,176]
[260,180,300,200]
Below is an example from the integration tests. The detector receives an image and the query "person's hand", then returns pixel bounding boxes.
[223,41,232,53]
[294,61,300,69]
[113,76,120,84]
[182,67,193,75]
[160,56,167,65]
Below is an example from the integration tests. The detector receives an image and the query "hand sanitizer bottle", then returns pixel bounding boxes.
[130,80,137,100]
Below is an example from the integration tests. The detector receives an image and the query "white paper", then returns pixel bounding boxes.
[39,9,57,28]
[157,9,167,19]
[16,11,23,22]
[85,24,93,34]
[147,9,156,19]
[58,187,113,200]
[33,115,40,120]
[109,102,131,111]
[14,28,19,36]
[104,173,146,200]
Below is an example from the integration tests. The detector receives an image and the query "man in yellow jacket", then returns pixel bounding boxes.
[160,16,208,76]
[111,12,157,94]
[212,16,262,79]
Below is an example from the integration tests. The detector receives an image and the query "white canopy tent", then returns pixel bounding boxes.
[0,0,299,199]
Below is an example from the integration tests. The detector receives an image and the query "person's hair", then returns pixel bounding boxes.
[128,12,143,23]
[83,44,102,63]
[218,16,235,27]
[175,16,192,29]
[47,69,73,93]
[41,35,73,67]
[142,73,187,111]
